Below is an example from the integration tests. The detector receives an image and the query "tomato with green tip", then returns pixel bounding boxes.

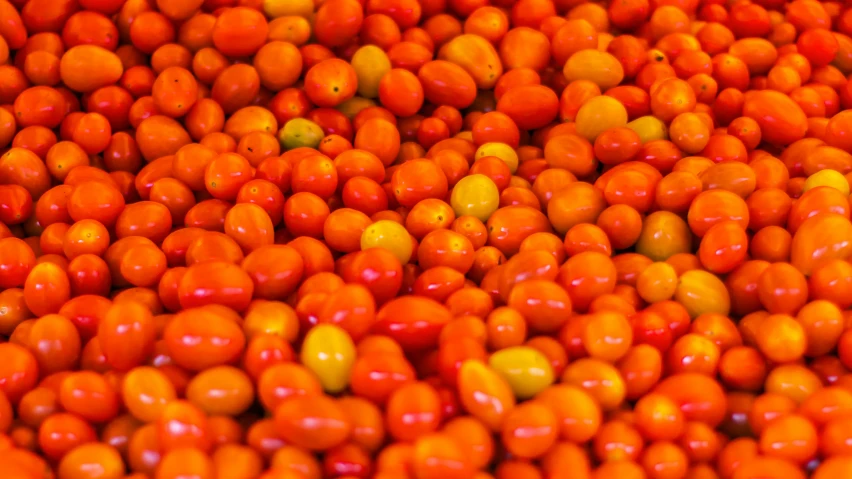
[279,118,325,150]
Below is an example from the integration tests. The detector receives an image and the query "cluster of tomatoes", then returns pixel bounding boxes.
[3,0,852,477]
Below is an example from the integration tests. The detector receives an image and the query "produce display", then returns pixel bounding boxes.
[2,0,852,477]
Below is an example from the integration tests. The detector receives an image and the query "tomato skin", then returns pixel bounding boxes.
[23,262,70,317]
[13,86,66,129]
[204,152,253,201]
[1,2,852,476]
[211,7,269,58]
[391,158,449,208]
[177,261,255,312]
[304,58,359,108]
[1,147,52,199]
[242,245,305,300]
[60,45,124,93]
[135,115,192,162]
[164,306,246,372]
[152,66,198,118]
[418,60,477,109]
[355,118,401,167]
[439,34,503,90]
[273,395,351,452]
[497,85,560,131]
[0,185,32,226]
[379,68,424,118]
[97,300,156,372]
[372,296,453,352]
[742,90,809,146]
[314,0,364,48]
[0,0,28,49]
[340,247,403,304]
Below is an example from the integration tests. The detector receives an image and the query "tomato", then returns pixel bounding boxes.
[743,90,809,145]
[304,59,358,108]
[439,34,503,90]
[273,395,351,451]
[152,66,198,118]
[418,60,477,109]
[0,1,850,477]
[211,7,268,58]
[163,306,245,373]
[59,45,123,92]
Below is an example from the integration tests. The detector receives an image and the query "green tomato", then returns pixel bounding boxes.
[451,174,499,222]
[279,118,324,150]
[350,45,391,99]
[361,220,413,264]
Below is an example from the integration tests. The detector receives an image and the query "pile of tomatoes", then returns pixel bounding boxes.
[4,0,852,477]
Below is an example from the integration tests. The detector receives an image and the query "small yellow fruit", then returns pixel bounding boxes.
[804,169,851,196]
[627,115,669,143]
[300,324,356,394]
[488,346,554,399]
[475,142,519,173]
[350,45,392,99]
[675,269,731,318]
[361,220,413,264]
[450,174,500,222]
[575,96,628,142]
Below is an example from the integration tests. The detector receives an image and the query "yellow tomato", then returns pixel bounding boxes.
[488,346,554,399]
[674,269,731,318]
[361,220,413,264]
[627,115,669,143]
[563,50,625,90]
[450,174,500,222]
[279,118,324,150]
[475,142,519,173]
[351,45,392,99]
[803,169,851,195]
[575,96,628,142]
[300,324,356,394]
